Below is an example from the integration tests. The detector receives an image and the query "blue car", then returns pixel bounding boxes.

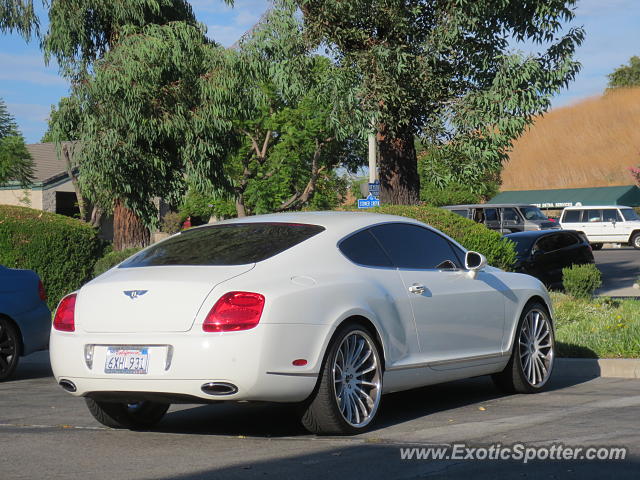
[0,265,51,380]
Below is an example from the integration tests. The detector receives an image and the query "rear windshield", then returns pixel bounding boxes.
[119,223,325,267]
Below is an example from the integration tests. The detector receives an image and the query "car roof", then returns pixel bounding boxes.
[443,204,537,209]
[505,229,580,240]
[196,211,426,238]
[563,205,633,210]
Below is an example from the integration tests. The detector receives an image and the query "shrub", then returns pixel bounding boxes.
[160,211,183,234]
[357,204,517,270]
[420,182,483,207]
[93,247,142,277]
[0,205,102,309]
[562,264,602,299]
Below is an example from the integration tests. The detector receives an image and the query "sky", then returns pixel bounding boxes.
[0,0,638,143]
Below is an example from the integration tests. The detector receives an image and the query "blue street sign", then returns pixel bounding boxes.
[357,194,380,209]
[368,180,380,196]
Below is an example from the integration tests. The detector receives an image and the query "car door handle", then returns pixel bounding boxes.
[409,284,426,295]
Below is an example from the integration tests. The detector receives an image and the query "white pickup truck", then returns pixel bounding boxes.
[559,205,640,249]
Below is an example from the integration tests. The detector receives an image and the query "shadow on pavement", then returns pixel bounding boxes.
[155,374,592,438]
[11,350,52,381]
[146,443,638,480]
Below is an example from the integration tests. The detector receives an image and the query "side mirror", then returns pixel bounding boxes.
[465,251,487,279]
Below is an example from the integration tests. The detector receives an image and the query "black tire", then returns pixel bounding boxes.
[0,317,20,381]
[492,302,555,394]
[301,324,383,435]
[85,398,169,430]
[591,243,603,251]
[631,233,640,250]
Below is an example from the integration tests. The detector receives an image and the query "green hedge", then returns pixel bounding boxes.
[93,247,142,277]
[0,205,102,309]
[362,204,517,271]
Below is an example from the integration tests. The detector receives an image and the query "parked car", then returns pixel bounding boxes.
[50,212,555,435]
[442,203,559,233]
[559,205,640,249]
[0,266,51,381]
[505,230,595,289]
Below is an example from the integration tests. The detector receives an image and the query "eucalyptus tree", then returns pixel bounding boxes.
[0,0,38,38]
[74,22,238,249]
[284,0,585,204]
[41,0,218,249]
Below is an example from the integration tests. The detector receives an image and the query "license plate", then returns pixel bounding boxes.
[105,347,149,374]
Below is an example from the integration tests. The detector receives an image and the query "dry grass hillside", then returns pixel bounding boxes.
[501,87,640,190]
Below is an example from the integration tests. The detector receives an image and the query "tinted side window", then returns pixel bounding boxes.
[120,223,325,267]
[339,230,393,267]
[370,223,461,269]
[537,233,578,252]
[535,235,559,253]
[555,233,578,249]
[502,208,520,222]
[603,209,623,222]
[562,210,582,223]
[451,209,469,218]
[485,208,498,221]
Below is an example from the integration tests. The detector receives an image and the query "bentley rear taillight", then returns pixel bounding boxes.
[53,293,77,332]
[203,292,265,332]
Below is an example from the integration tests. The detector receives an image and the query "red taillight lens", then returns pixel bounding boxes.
[53,293,77,332]
[203,292,265,332]
[38,280,47,301]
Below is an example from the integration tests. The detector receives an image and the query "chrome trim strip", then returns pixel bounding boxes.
[386,352,508,372]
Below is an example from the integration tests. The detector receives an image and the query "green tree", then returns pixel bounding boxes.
[42,0,203,79]
[42,0,224,249]
[284,0,584,205]
[74,22,234,249]
[0,0,38,38]
[607,56,640,90]
[223,60,363,217]
[0,98,33,186]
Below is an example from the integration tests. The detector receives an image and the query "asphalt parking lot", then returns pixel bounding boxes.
[593,246,640,296]
[2,352,639,479]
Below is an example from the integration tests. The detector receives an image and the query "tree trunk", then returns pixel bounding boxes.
[235,195,247,217]
[377,125,420,205]
[113,199,150,251]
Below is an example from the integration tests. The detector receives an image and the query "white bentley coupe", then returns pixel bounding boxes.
[50,212,555,435]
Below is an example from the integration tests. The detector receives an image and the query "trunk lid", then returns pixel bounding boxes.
[77,265,254,333]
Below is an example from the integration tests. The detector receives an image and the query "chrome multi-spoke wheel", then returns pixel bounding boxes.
[0,317,20,381]
[518,309,554,388]
[302,325,383,434]
[333,331,382,428]
[492,302,555,394]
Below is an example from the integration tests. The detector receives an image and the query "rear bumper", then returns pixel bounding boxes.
[49,323,327,403]
[18,302,51,355]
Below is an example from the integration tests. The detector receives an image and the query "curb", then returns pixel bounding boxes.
[555,358,640,379]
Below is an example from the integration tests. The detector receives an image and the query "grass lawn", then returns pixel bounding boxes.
[552,292,640,358]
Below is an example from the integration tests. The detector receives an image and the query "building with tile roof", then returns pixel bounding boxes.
[0,142,80,217]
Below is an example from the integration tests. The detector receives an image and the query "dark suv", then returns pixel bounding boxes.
[442,204,559,233]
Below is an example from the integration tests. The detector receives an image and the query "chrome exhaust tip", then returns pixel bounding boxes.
[59,379,77,392]
[201,382,238,396]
